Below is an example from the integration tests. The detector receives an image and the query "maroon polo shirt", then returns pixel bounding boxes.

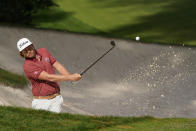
[24,48,60,96]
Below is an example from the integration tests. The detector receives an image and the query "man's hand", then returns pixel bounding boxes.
[70,73,82,82]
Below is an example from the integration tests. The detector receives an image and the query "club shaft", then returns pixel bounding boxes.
[80,46,115,76]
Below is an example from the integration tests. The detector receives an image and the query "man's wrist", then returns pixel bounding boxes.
[63,74,72,81]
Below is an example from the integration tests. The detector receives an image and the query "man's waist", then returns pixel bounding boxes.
[33,93,60,99]
[32,86,60,97]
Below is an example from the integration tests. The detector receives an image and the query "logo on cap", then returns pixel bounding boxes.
[19,40,29,48]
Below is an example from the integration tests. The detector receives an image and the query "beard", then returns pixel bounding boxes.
[25,49,36,59]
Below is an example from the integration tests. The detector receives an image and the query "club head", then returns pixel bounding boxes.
[110,41,116,46]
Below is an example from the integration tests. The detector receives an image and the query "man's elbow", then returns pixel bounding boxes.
[46,77,56,82]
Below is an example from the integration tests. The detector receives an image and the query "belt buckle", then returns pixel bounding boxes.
[49,93,59,99]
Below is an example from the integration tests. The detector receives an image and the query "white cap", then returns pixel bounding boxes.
[17,38,32,52]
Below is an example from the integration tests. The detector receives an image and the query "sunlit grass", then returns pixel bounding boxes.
[0,106,195,130]
[31,0,196,45]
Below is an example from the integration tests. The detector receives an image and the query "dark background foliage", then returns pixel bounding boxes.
[0,0,56,24]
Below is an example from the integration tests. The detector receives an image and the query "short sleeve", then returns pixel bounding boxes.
[24,63,43,79]
[44,48,56,65]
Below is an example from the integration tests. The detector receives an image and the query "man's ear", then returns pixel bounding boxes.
[32,44,35,50]
[19,52,24,58]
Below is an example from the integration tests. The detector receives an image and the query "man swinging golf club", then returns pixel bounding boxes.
[17,38,81,113]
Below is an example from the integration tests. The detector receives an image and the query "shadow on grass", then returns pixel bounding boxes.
[88,0,168,8]
[105,0,196,45]
[32,8,74,23]
[31,7,104,34]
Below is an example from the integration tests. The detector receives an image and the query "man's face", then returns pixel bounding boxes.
[21,45,36,59]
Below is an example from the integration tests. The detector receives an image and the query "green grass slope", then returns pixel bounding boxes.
[31,0,196,46]
[0,68,28,88]
[0,106,195,131]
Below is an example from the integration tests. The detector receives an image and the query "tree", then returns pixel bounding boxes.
[0,0,56,24]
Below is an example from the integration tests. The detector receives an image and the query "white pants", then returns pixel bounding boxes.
[32,95,63,113]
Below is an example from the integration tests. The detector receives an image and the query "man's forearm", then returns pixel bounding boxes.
[46,74,71,82]
[38,71,81,82]
[38,71,72,82]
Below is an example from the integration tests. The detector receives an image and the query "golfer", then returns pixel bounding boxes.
[17,38,81,113]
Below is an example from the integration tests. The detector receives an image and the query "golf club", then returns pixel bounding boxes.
[80,41,116,76]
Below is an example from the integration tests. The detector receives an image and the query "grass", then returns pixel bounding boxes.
[0,68,28,88]
[31,0,196,46]
[0,106,195,131]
